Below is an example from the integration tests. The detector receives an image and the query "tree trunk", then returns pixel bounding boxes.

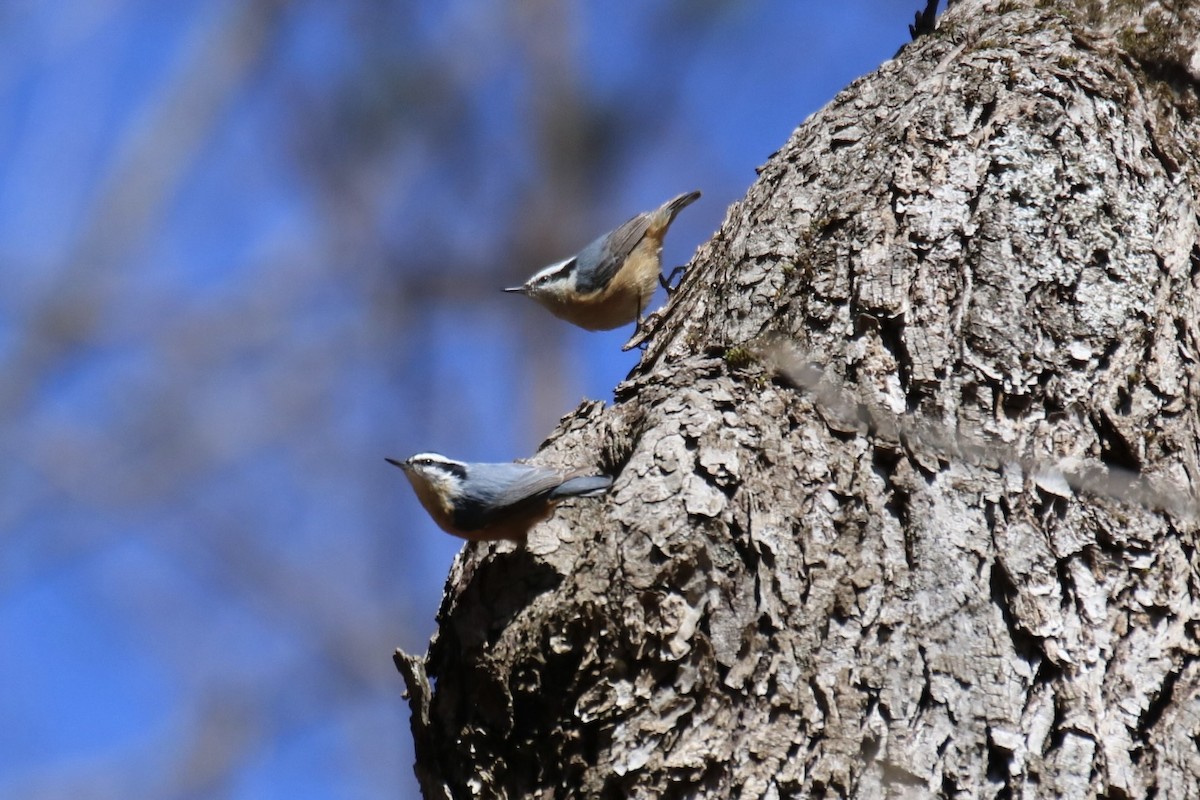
[396,0,1200,796]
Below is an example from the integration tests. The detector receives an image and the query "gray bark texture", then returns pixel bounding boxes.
[396,0,1200,797]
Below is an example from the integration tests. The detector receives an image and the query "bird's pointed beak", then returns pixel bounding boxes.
[385,457,409,472]
[502,285,527,294]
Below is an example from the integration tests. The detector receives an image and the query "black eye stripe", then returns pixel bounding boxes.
[535,258,577,287]
[413,458,467,480]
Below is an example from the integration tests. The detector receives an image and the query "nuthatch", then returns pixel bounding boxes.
[387,453,613,542]
[504,190,701,331]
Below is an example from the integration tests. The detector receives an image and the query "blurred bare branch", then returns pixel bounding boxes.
[0,0,286,419]
[763,339,1200,520]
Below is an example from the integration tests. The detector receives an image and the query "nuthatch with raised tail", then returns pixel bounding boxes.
[504,190,701,331]
[387,453,613,542]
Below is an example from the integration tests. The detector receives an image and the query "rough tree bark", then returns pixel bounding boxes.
[397,0,1200,796]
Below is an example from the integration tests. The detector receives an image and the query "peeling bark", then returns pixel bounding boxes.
[398,1,1200,797]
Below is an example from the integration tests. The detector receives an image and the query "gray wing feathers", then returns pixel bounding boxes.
[574,191,700,295]
[453,463,610,530]
[466,463,565,508]
[574,214,653,294]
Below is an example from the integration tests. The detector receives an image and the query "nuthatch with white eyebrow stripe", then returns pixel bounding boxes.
[387,453,613,543]
[504,190,701,331]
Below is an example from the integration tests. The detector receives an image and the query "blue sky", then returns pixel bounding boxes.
[0,1,919,796]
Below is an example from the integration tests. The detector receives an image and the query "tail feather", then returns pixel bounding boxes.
[662,190,702,221]
[550,475,613,499]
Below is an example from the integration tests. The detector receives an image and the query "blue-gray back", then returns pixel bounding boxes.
[452,462,566,531]
[451,463,611,530]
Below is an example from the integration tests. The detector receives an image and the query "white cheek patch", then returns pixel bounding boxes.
[528,257,577,290]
